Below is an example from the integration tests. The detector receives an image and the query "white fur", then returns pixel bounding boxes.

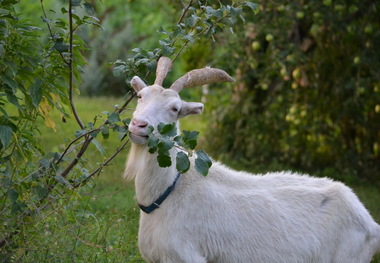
[124,85,380,263]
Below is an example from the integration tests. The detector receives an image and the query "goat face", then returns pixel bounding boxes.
[127,57,233,145]
[129,84,204,145]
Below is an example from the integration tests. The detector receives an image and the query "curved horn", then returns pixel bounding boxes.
[131,76,147,92]
[170,67,234,92]
[154,56,172,86]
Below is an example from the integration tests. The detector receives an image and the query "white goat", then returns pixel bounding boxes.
[124,57,380,263]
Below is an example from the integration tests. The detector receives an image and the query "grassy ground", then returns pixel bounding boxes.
[36,96,380,262]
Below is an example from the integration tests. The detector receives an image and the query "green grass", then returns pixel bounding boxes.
[33,96,380,262]
[29,96,142,261]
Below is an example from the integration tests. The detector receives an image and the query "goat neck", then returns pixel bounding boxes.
[125,134,179,208]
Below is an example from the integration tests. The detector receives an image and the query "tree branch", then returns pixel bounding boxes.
[56,129,99,164]
[68,0,85,130]
[73,139,130,188]
[177,0,196,24]
[56,91,134,165]
[40,0,70,66]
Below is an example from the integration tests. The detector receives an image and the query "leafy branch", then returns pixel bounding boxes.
[68,0,85,129]
[147,122,212,176]
[0,1,133,251]
[113,0,258,81]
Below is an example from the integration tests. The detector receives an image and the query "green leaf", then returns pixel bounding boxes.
[61,7,68,14]
[195,158,209,176]
[92,139,106,156]
[157,26,169,35]
[71,0,82,6]
[148,134,159,153]
[244,2,260,14]
[108,112,120,124]
[171,25,184,39]
[161,44,175,56]
[72,13,83,26]
[2,73,19,93]
[11,201,27,215]
[75,129,87,138]
[173,135,183,146]
[176,152,190,173]
[196,149,212,168]
[83,2,95,15]
[33,185,48,199]
[185,14,199,27]
[5,90,22,111]
[8,188,18,203]
[147,125,154,134]
[117,126,128,141]
[195,150,212,176]
[157,122,177,136]
[101,126,109,139]
[54,39,69,52]
[113,64,126,77]
[0,125,12,148]
[1,0,19,6]
[182,130,199,149]
[205,6,223,19]
[228,6,242,18]
[0,44,4,58]
[30,79,42,106]
[41,16,52,23]
[181,33,195,43]
[122,118,131,125]
[158,135,175,152]
[55,175,73,189]
[157,153,172,167]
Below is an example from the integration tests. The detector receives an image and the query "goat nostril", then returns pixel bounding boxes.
[132,118,148,128]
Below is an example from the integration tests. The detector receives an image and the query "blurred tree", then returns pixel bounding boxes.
[203,0,380,183]
[79,0,176,95]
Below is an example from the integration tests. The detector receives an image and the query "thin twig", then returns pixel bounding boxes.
[59,137,93,179]
[56,129,100,164]
[68,1,85,130]
[116,91,135,114]
[173,40,191,63]
[73,139,130,188]
[56,92,134,165]
[174,2,245,62]
[177,0,196,24]
[180,0,186,9]
[59,92,134,178]
[73,235,111,251]
[40,0,70,66]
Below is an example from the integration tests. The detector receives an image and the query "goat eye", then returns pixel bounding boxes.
[137,94,142,99]
[171,107,179,113]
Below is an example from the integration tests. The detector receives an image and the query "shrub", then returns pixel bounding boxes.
[204,0,380,182]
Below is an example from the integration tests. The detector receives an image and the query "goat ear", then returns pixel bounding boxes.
[179,101,204,118]
[131,76,147,92]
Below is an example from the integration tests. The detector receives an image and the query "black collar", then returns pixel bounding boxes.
[138,172,181,214]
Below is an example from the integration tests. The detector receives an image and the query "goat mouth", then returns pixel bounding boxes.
[129,132,148,145]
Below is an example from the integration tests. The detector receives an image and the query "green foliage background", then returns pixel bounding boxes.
[202,0,380,184]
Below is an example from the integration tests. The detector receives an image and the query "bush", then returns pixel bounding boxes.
[204,0,380,183]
